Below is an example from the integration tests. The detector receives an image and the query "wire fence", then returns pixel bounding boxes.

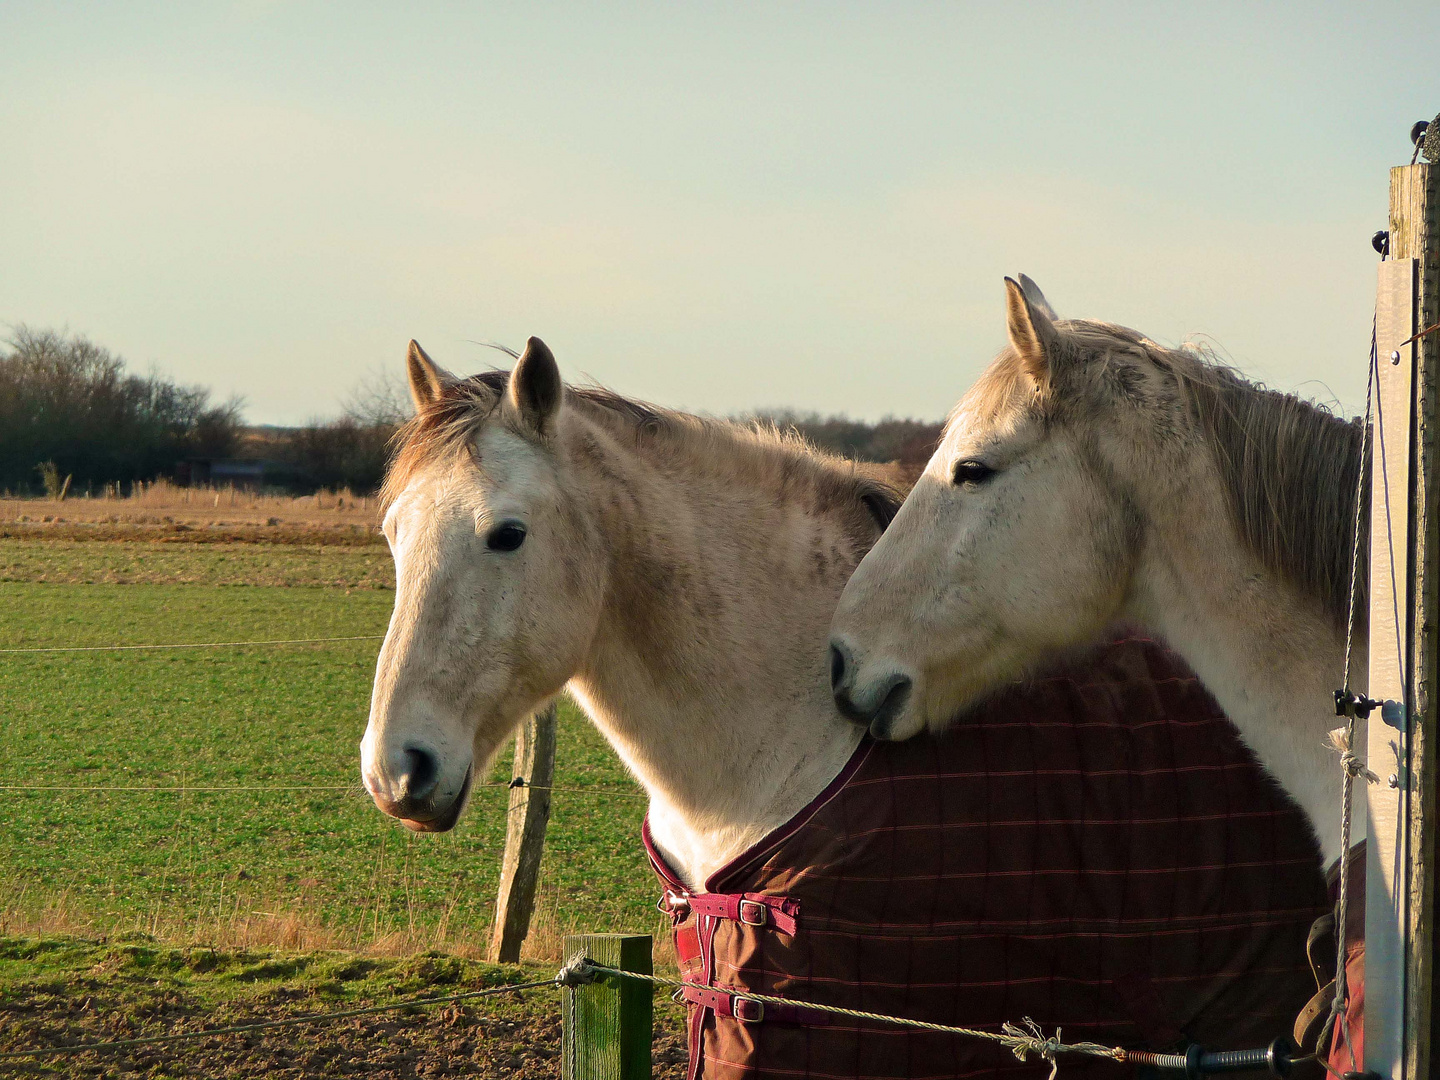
[0,622,652,1071]
[0,634,386,654]
[0,782,645,799]
[0,955,1122,1073]
[0,629,647,799]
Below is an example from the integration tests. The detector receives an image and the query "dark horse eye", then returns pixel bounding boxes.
[486,521,527,552]
[951,460,997,487]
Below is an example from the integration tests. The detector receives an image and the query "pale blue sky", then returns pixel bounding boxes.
[2,3,1436,424]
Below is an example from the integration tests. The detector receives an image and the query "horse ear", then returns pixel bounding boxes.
[1004,276,1059,385]
[507,336,563,435]
[1017,274,1059,321]
[407,340,454,411]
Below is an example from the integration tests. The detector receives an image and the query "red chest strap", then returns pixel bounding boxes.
[660,889,800,936]
[677,982,832,1026]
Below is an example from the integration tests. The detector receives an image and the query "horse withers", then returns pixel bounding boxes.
[361,337,1330,1078]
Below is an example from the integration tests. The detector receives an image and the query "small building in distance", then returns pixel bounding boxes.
[175,459,275,491]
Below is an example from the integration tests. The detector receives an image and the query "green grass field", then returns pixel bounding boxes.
[0,544,662,959]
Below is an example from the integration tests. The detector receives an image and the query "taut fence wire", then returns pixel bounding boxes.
[0,782,645,799]
[0,634,386,654]
[0,630,647,797]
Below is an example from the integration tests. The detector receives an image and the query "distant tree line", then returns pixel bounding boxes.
[752,410,943,468]
[2,327,942,496]
[0,327,243,495]
[265,370,412,494]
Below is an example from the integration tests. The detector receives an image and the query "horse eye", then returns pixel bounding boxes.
[951,460,997,487]
[486,521,527,552]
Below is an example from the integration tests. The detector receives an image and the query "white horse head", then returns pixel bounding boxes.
[830,277,1364,863]
[828,277,1143,737]
[361,338,894,882]
[361,338,604,831]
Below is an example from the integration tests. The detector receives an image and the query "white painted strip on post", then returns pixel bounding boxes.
[1367,254,1417,1079]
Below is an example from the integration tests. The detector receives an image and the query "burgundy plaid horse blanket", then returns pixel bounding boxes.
[647,637,1331,1079]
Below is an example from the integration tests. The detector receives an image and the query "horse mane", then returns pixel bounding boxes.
[1068,322,1366,625]
[1162,346,1367,625]
[382,369,902,538]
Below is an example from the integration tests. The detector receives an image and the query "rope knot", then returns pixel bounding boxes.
[1328,728,1379,784]
[1339,750,1378,783]
[1001,1019,1064,1080]
[555,955,598,988]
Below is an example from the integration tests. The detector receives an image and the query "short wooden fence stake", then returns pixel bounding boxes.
[489,702,558,963]
[561,933,652,1080]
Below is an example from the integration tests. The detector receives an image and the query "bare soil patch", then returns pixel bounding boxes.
[0,938,688,1079]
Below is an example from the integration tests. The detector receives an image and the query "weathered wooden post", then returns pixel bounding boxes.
[1367,145,1438,1080]
[489,702,558,963]
[561,933,652,1080]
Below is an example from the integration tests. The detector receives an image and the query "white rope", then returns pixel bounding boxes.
[1323,326,1379,1066]
[565,958,1124,1079]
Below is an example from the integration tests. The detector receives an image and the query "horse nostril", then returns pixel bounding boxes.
[400,746,440,802]
[829,644,848,693]
[877,675,912,723]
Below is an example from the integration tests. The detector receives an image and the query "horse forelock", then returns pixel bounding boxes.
[380,374,504,509]
[945,348,1045,439]
[380,368,901,543]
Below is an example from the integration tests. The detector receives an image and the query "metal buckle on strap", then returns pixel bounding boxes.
[657,890,689,917]
[733,996,765,1023]
[737,898,768,926]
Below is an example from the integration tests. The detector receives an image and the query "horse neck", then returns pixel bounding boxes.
[561,417,867,888]
[1123,450,1360,866]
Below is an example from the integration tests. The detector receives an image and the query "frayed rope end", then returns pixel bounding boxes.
[1000,1018,1128,1079]
[1327,727,1379,783]
[1000,1019,1065,1080]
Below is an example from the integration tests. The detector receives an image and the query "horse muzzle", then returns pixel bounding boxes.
[366,760,474,833]
[829,640,915,739]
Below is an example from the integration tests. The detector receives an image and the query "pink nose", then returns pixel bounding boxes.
[366,745,439,814]
[365,756,474,834]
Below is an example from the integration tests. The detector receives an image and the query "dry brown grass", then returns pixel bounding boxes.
[0,884,485,960]
[0,882,674,970]
[1,478,382,535]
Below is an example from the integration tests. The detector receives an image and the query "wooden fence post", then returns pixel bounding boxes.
[1397,157,1439,1080]
[561,933,652,1080]
[1368,157,1438,1080]
[489,702,558,963]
